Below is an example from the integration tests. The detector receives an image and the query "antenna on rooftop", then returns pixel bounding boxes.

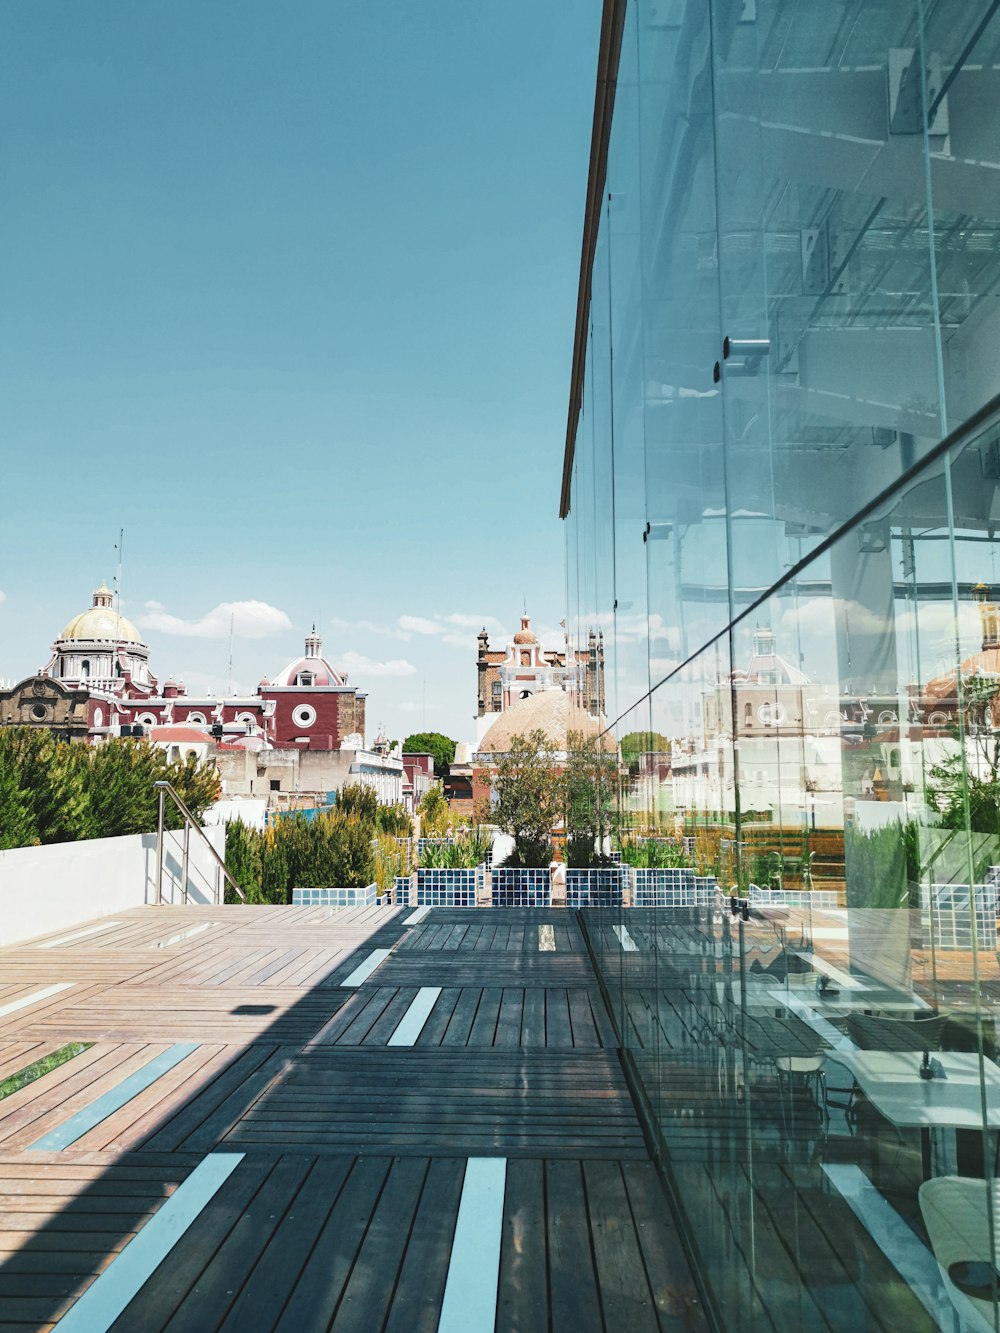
[227,610,235,696]
[113,528,125,668]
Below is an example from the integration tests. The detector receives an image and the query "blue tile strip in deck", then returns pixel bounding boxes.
[437,1157,507,1333]
[29,1042,199,1151]
[612,924,638,952]
[54,1152,244,1331]
[387,987,441,1046]
[406,906,431,923]
[341,948,393,988]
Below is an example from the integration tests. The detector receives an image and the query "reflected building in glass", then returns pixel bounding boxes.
[563,2,1000,1328]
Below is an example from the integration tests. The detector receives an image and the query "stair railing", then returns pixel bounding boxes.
[153,780,246,905]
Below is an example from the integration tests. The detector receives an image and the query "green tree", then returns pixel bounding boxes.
[336,783,378,827]
[564,729,619,867]
[403,732,456,777]
[927,674,1000,835]
[0,732,38,849]
[619,731,671,774]
[418,785,449,837]
[492,728,562,867]
[376,803,412,837]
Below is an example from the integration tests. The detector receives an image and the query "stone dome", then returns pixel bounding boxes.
[478,689,613,755]
[60,583,144,644]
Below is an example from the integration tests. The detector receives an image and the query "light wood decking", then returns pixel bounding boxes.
[0,904,703,1330]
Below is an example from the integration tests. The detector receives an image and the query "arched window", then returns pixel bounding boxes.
[80,660,90,678]
[296,672,314,686]
[744,702,752,727]
[520,652,530,666]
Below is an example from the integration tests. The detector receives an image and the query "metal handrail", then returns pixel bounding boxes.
[153,780,246,905]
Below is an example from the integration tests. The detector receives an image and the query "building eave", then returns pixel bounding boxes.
[559,0,628,521]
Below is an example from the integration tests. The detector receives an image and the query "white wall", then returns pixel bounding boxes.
[0,824,227,948]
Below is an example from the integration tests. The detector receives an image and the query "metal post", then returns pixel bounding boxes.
[215,863,221,907]
[155,786,165,906]
[182,822,190,906]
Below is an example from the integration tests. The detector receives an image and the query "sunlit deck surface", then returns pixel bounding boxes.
[0,904,702,1331]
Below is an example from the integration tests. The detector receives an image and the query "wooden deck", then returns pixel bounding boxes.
[0,904,704,1331]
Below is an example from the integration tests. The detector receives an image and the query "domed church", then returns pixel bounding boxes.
[0,582,367,750]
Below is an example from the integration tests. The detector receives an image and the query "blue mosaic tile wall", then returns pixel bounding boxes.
[631,867,699,907]
[416,838,454,860]
[566,867,625,908]
[414,868,477,907]
[392,875,412,907]
[292,884,378,909]
[491,867,550,907]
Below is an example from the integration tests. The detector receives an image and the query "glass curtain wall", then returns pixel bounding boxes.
[565,1,1000,1328]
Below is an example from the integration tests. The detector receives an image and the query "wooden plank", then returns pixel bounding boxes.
[497,1157,548,1333]
[415,988,461,1046]
[140,1046,283,1152]
[468,988,502,1046]
[328,1156,429,1333]
[620,1161,706,1332]
[383,1157,465,1333]
[546,1161,603,1333]
[521,989,546,1048]
[440,989,482,1047]
[273,1157,392,1331]
[156,1154,315,1331]
[494,990,524,1048]
[105,1156,272,1332]
[583,1160,660,1332]
[179,1046,296,1152]
[217,1156,354,1332]
[567,989,601,1048]
[546,991,573,1049]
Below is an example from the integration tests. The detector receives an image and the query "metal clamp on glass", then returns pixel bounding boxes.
[722,336,771,376]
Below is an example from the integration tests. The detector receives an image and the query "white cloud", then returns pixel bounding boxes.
[138,599,292,639]
[329,616,409,641]
[339,650,417,678]
[398,615,444,636]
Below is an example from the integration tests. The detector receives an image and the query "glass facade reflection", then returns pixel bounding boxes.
[564,2,1000,1328]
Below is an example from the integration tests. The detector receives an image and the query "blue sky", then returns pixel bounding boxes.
[0,1,600,741]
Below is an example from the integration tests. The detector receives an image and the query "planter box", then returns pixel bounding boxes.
[631,867,704,907]
[921,882,998,950]
[392,875,412,907]
[292,883,378,909]
[491,867,551,908]
[746,884,839,911]
[566,867,626,909]
[413,867,481,908]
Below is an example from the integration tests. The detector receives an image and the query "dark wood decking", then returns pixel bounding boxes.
[0,905,704,1330]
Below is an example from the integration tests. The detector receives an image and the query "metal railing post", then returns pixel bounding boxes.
[182,822,191,906]
[155,786,165,906]
[152,780,246,903]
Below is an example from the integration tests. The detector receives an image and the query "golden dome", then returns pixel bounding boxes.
[59,583,144,644]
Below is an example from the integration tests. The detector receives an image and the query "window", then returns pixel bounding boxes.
[80,660,90,678]
[296,672,314,686]
[30,703,47,722]
[292,704,316,728]
[744,702,752,727]
[270,779,281,792]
